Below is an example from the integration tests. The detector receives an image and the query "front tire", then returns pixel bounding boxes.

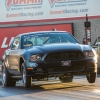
[86,72,97,83]
[21,63,32,88]
[1,62,16,87]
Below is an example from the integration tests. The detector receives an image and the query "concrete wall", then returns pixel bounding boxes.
[0,18,100,45]
[73,18,100,45]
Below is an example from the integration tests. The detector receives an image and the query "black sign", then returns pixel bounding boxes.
[84,22,91,27]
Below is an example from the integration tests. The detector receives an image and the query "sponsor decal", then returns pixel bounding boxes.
[49,0,87,7]
[5,0,43,10]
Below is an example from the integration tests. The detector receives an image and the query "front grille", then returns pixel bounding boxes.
[45,51,84,61]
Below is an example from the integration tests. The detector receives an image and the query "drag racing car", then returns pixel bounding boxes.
[1,31,97,88]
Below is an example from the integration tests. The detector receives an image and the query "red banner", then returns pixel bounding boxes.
[0,23,73,58]
[85,27,91,45]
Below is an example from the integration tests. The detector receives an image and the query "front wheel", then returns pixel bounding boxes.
[86,72,97,83]
[21,63,32,88]
[1,62,16,87]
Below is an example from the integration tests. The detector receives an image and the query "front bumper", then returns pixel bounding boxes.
[26,58,97,76]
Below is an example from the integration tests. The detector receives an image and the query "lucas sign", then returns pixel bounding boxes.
[0,0,100,22]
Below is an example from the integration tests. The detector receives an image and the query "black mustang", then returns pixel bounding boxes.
[1,31,97,88]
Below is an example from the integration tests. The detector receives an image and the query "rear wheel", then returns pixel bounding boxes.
[21,63,32,88]
[59,75,73,83]
[86,72,97,83]
[1,62,16,87]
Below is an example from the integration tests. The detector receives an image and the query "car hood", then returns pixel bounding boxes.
[27,43,92,54]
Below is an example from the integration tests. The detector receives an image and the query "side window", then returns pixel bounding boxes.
[11,37,20,50]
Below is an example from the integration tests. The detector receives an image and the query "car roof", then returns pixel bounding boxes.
[18,31,68,37]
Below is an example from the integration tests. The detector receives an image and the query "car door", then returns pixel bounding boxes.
[8,36,21,74]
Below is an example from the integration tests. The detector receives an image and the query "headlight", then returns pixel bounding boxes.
[30,54,41,61]
[84,51,94,57]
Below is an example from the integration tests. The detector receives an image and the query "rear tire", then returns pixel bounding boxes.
[1,62,16,87]
[21,63,32,88]
[86,72,97,83]
[59,75,73,83]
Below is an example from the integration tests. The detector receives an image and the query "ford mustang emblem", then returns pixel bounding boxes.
[61,61,71,66]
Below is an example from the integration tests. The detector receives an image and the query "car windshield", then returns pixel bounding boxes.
[21,32,79,48]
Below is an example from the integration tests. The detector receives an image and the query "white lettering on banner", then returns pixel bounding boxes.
[1,37,14,48]
[1,37,8,48]
[87,30,91,39]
